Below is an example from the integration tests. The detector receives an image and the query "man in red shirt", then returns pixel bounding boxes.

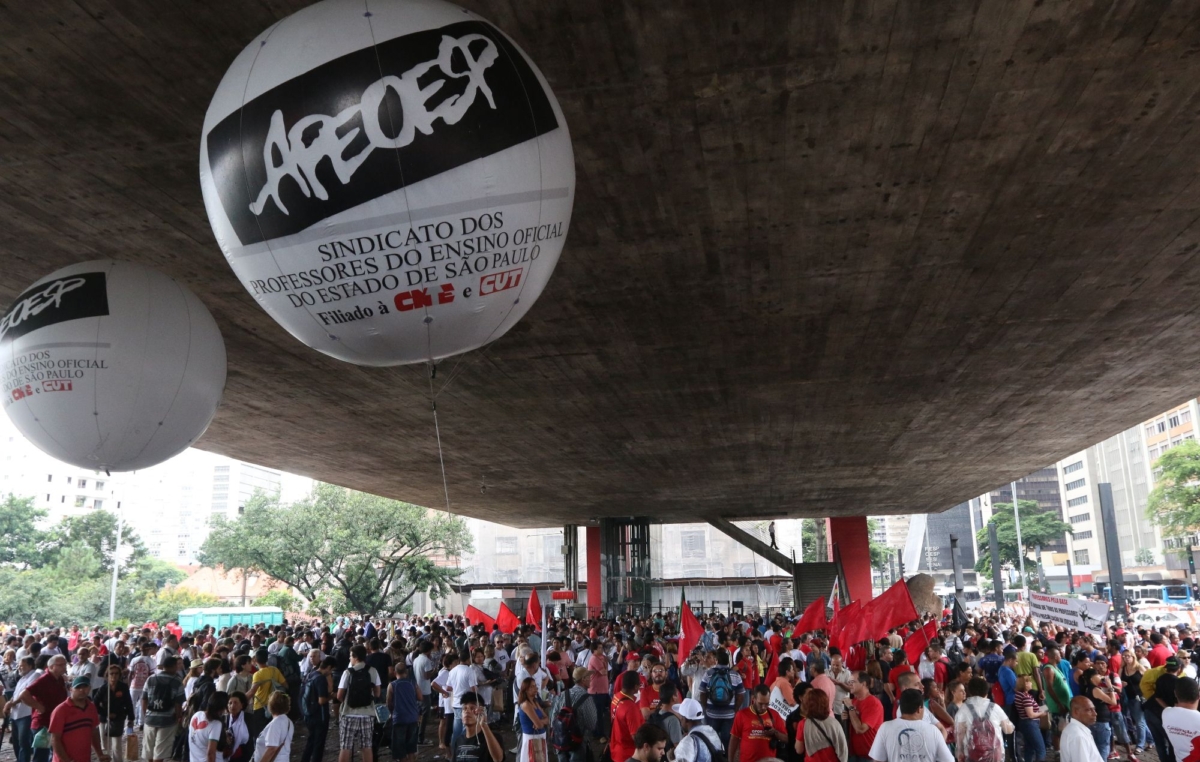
[50,677,107,762]
[886,650,914,703]
[728,685,785,762]
[21,655,69,762]
[610,671,644,762]
[845,671,882,762]
[639,664,668,719]
[1148,632,1171,669]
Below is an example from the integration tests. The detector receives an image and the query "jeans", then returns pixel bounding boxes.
[1018,719,1045,762]
[11,716,31,762]
[300,714,329,762]
[1091,721,1112,761]
[418,694,433,743]
[1146,705,1174,762]
[593,694,611,738]
[451,706,464,744]
[1123,695,1147,748]
[706,716,734,750]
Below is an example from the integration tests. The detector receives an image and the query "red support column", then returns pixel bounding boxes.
[586,526,602,616]
[827,517,873,602]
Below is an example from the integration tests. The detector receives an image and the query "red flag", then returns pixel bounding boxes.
[763,641,778,686]
[793,596,827,636]
[838,603,875,650]
[464,605,496,631]
[496,602,521,634]
[862,580,920,642]
[903,618,939,666]
[680,591,704,659]
[829,600,861,651]
[526,587,543,631]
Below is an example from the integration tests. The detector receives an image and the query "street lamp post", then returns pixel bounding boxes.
[1011,481,1027,586]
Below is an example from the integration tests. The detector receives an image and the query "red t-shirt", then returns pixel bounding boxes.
[28,672,68,731]
[638,684,663,713]
[731,707,784,762]
[1149,644,1170,669]
[933,659,949,687]
[887,665,913,696]
[610,694,642,762]
[48,699,99,762]
[850,694,883,757]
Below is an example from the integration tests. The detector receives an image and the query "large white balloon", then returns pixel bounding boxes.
[199,0,575,367]
[0,261,227,472]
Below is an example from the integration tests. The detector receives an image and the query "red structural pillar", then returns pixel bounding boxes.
[827,517,873,602]
[586,526,602,615]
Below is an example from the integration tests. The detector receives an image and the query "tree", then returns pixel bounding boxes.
[1148,440,1200,550]
[975,499,1072,578]
[255,589,298,612]
[0,494,48,567]
[200,483,473,617]
[39,510,147,574]
[866,518,891,572]
[1134,547,1156,566]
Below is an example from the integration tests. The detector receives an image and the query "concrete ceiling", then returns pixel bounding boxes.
[4,1,1200,527]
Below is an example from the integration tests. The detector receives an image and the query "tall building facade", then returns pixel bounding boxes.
[987,468,1067,553]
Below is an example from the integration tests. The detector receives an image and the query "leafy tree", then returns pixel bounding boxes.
[140,587,222,624]
[866,519,891,572]
[1148,440,1200,551]
[255,589,298,612]
[39,510,147,574]
[0,494,48,567]
[201,483,473,617]
[1134,547,1156,566]
[975,499,1072,578]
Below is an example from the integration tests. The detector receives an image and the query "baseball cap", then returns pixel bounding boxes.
[673,699,705,721]
[1166,656,1180,670]
[71,676,91,689]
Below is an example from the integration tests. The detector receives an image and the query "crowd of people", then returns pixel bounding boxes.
[2,603,1200,762]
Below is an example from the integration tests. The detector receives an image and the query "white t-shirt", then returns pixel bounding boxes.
[188,712,223,762]
[252,715,293,762]
[446,664,478,709]
[494,650,511,672]
[867,718,954,762]
[433,669,452,713]
[1163,706,1200,762]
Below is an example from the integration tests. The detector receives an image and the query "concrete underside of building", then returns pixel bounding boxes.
[5,2,1200,527]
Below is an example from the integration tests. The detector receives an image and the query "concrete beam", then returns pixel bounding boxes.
[709,518,795,575]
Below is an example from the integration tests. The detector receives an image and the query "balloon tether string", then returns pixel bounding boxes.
[427,361,459,572]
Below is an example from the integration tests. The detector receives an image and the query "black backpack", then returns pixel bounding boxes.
[550,690,588,753]
[692,731,729,762]
[302,671,324,719]
[187,675,215,717]
[346,667,373,708]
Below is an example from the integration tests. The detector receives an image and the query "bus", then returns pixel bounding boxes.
[1094,582,1193,606]
[935,585,982,610]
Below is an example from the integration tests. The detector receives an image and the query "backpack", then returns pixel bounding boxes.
[302,671,324,720]
[963,702,1005,762]
[646,712,676,753]
[692,730,729,762]
[550,690,588,753]
[346,667,374,708]
[146,675,177,713]
[187,675,215,717]
[274,649,299,683]
[708,667,735,707]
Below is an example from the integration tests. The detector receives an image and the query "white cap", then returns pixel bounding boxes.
[673,698,705,721]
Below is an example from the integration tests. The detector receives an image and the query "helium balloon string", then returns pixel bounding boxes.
[427,359,459,572]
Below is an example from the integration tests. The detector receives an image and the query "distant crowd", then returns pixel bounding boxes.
[3,604,1200,762]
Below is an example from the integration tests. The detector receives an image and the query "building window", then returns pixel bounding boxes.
[1063,461,1084,474]
[78,478,87,489]
[47,474,52,482]
[93,499,103,510]
[1183,410,1193,424]
[1146,423,1156,437]
[1069,512,1091,524]
[681,530,707,559]
[215,465,229,473]
[1074,530,1093,540]
[66,476,71,484]
[1067,496,1088,507]
[1149,447,1160,460]
[1065,478,1086,491]
[1074,549,1090,565]
[213,475,229,483]
[1158,420,1168,433]
[1170,415,1181,428]
[95,481,104,491]
[73,495,85,507]
[495,537,518,555]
